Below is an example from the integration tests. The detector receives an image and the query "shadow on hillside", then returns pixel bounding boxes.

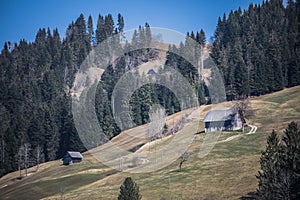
[194,130,205,135]
[240,191,257,199]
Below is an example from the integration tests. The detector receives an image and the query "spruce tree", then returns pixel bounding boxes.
[117,13,124,33]
[104,14,114,37]
[118,177,142,200]
[256,123,300,199]
[282,122,300,199]
[256,130,282,199]
[96,14,105,44]
[145,22,152,46]
[87,15,94,46]
[196,29,206,47]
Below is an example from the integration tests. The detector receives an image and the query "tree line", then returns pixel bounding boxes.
[0,13,128,176]
[0,12,207,176]
[211,0,300,100]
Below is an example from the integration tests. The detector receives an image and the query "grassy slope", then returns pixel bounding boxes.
[0,86,299,200]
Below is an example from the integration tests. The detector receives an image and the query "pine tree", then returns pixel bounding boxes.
[87,15,94,46]
[131,30,139,48]
[256,122,300,199]
[138,26,146,47]
[286,0,300,87]
[282,122,300,199]
[131,91,142,126]
[117,13,124,33]
[96,14,105,44]
[118,177,142,200]
[104,14,114,37]
[256,130,282,199]
[267,31,284,92]
[196,29,206,47]
[145,22,152,46]
[231,38,248,98]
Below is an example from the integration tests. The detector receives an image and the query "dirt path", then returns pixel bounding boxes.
[247,125,257,135]
[218,124,258,143]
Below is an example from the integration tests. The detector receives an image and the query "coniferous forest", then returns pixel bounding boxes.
[0,0,299,177]
[212,0,300,99]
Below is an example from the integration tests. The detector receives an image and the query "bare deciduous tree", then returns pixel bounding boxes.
[23,143,31,176]
[17,146,24,178]
[148,105,166,140]
[179,152,190,172]
[17,143,31,178]
[233,98,254,133]
[34,145,44,171]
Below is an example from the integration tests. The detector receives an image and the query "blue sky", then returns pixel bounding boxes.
[0,0,265,47]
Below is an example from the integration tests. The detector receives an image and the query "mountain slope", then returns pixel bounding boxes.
[0,86,299,199]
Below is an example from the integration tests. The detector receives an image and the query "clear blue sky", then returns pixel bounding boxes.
[0,0,265,47]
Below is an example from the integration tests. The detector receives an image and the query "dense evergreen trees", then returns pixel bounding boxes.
[0,13,128,176]
[0,12,202,176]
[165,30,207,105]
[212,0,300,99]
[254,122,300,199]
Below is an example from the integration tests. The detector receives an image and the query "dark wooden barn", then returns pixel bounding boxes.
[62,151,83,165]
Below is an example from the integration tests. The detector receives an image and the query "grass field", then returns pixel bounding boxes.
[1,86,299,199]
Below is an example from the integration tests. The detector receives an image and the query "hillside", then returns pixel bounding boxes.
[1,86,299,199]
[2,0,299,177]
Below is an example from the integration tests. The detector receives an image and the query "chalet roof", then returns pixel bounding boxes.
[67,151,83,159]
[203,109,236,122]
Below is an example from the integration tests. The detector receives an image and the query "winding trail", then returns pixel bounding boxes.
[218,124,257,143]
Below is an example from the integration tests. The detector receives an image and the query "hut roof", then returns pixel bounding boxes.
[203,109,236,122]
[67,151,83,159]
